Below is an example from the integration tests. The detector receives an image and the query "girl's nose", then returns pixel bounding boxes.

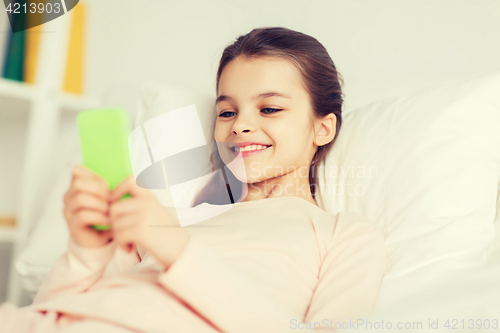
[232,128,250,135]
[231,112,256,135]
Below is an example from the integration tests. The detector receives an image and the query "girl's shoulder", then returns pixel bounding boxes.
[330,211,385,250]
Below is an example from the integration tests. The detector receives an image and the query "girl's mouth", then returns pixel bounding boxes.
[230,145,272,158]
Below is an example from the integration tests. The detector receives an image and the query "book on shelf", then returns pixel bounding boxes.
[63,1,86,94]
[24,0,46,84]
[0,214,16,228]
[0,4,9,72]
[2,1,27,82]
[0,0,86,94]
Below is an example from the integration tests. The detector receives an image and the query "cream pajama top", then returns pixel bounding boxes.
[28,195,387,332]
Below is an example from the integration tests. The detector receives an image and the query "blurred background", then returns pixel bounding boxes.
[0,0,499,306]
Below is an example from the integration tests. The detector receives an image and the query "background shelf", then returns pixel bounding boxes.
[0,5,99,306]
[0,78,38,103]
[0,227,17,243]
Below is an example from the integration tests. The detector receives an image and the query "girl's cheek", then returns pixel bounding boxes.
[214,124,229,142]
[214,122,223,137]
[214,127,220,142]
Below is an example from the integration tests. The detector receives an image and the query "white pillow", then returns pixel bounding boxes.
[15,146,78,299]
[489,191,500,263]
[316,70,500,310]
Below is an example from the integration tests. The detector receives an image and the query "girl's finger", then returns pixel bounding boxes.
[68,177,109,202]
[112,224,137,253]
[110,214,137,233]
[74,210,109,228]
[73,165,109,188]
[110,176,145,201]
[96,229,114,242]
[109,198,138,220]
[67,192,109,215]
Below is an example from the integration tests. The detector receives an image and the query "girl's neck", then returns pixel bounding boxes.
[237,170,317,206]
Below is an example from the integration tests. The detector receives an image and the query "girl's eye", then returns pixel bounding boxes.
[219,111,236,118]
[261,108,282,114]
[218,108,282,118]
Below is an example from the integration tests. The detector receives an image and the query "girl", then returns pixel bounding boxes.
[0,27,386,332]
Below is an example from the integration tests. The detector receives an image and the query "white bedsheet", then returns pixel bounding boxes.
[340,261,500,332]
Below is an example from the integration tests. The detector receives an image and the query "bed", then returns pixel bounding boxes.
[14,70,500,332]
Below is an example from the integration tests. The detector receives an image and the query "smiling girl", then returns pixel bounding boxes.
[0,27,386,333]
[191,28,342,207]
[214,54,333,205]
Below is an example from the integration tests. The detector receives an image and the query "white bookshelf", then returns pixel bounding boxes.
[0,227,16,243]
[0,8,98,306]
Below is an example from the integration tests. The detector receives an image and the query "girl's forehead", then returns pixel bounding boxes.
[224,56,299,76]
[218,57,305,98]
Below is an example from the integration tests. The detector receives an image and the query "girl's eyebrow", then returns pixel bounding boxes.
[216,91,292,104]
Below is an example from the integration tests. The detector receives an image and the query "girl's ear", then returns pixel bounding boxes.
[314,113,336,147]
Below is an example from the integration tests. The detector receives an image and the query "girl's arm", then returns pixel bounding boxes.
[157,236,299,333]
[303,214,387,332]
[32,235,141,305]
[157,213,386,333]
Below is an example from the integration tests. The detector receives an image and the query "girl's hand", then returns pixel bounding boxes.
[63,165,113,248]
[108,176,191,270]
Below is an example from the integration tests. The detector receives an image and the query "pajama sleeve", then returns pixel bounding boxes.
[157,211,385,333]
[302,213,387,332]
[32,236,140,305]
[156,217,386,333]
[157,236,302,333]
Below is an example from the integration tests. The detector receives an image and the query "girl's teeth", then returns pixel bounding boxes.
[233,144,269,152]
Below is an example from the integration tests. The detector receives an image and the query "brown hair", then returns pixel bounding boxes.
[191,26,344,207]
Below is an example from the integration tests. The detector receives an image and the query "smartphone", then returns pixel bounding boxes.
[77,108,133,230]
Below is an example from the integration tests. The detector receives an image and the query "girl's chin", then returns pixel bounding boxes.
[229,173,262,184]
[243,177,271,184]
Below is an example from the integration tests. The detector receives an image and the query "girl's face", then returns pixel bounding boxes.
[215,56,319,185]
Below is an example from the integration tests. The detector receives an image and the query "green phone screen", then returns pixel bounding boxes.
[77,108,133,230]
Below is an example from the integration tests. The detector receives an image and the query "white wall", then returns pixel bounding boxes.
[82,0,500,112]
